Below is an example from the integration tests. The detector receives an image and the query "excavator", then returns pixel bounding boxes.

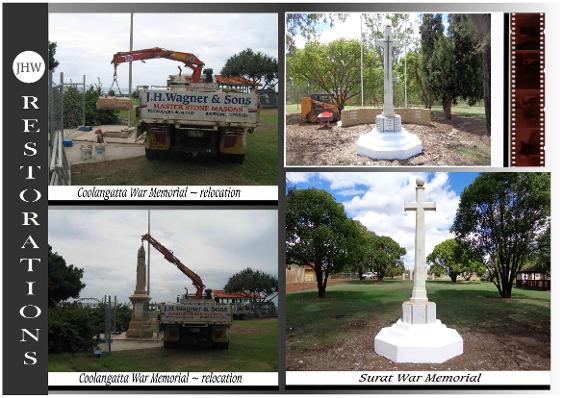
[141,233,231,349]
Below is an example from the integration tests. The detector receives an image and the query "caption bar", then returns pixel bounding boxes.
[48,185,278,201]
[49,371,278,387]
[286,371,550,386]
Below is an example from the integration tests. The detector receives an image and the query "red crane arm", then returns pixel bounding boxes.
[141,233,205,299]
[111,47,205,82]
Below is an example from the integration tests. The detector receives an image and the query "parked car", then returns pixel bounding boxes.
[362,272,377,279]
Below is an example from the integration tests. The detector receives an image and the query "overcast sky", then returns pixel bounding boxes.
[49,13,278,89]
[48,209,278,304]
[286,172,478,270]
[290,12,424,51]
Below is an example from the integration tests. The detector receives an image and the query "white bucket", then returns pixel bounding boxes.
[95,144,106,160]
[80,145,93,161]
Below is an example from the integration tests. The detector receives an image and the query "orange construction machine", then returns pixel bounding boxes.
[300,94,341,123]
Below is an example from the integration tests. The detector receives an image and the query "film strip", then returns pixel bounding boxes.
[510,13,545,167]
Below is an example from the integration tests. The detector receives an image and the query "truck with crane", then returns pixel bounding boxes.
[101,47,259,163]
[141,233,232,349]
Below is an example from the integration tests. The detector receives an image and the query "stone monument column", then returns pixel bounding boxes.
[373,178,463,363]
[126,244,153,338]
[356,25,423,160]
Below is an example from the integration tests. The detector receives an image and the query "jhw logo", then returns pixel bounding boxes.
[12,51,45,83]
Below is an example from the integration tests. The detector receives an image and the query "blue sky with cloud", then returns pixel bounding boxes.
[286,172,479,269]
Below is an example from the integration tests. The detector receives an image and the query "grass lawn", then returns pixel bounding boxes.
[49,318,278,372]
[71,108,278,185]
[286,102,485,118]
[288,280,549,349]
[287,280,550,370]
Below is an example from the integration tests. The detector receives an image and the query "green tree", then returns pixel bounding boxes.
[48,245,85,307]
[342,219,372,280]
[221,49,278,89]
[48,304,95,353]
[469,14,491,135]
[286,188,350,297]
[224,267,278,302]
[427,239,481,283]
[367,234,406,282]
[287,39,377,108]
[429,263,444,278]
[48,41,59,71]
[394,49,424,107]
[85,85,120,126]
[427,15,483,119]
[419,14,444,108]
[452,173,550,298]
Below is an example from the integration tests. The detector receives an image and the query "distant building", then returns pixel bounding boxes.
[286,264,316,283]
[257,88,278,108]
[214,75,256,93]
[212,290,254,304]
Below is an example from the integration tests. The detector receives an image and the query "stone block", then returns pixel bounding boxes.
[402,301,437,324]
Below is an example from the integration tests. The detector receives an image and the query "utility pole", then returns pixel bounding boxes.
[147,209,150,296]
[404,14,408,108]
[128,13,134,128]
[360,14,364,107]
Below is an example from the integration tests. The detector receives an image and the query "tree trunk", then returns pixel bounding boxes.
[358,267,364,281]
[449,273,458,283]
[376,273,384,283]
[442,96,452,120]
[482,42,491,136]
[315,268,325,298]
[322,272,329,297]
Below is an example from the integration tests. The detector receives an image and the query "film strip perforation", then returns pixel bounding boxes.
[510,13,545,166]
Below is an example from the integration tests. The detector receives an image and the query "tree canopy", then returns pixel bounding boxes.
[48,41,59,71]
[48,245,85,307]
[424,14,483,119]
[224,267,277,301]
[451,173,550,297]
[221,48,278,89]
[427,238,482,283]
[287,39,378,108]
[286,188,350,297]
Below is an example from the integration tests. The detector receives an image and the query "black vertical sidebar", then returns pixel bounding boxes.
[2,3,49,395]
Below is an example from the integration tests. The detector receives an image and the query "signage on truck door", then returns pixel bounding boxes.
[139,90,258,124]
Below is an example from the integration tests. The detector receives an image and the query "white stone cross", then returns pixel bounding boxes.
[375,25,401,117]
[404,178,436,303]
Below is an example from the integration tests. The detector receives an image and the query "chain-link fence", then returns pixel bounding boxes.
[48,71,80,185]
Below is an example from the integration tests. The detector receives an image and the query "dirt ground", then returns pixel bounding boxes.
[285,113,491,166]
[286,318,550,371]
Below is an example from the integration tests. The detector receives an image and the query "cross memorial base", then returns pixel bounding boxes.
[374,316,463,363]
[357,115,422,160]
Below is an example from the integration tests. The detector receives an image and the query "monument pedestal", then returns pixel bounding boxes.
[374,319,463,363]
[126,293,153,339]
[357,114,422,160]
[374,299,462,363]
[356,126,423,160]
